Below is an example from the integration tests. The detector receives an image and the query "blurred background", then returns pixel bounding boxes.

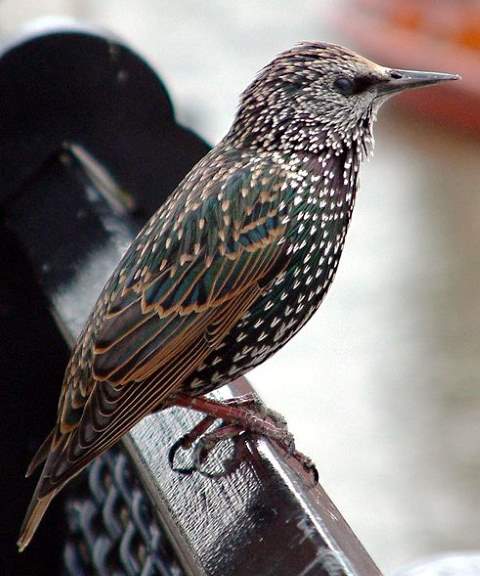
[1,0,479,573]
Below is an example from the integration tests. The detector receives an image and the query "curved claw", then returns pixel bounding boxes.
[192,440,223,477]
[168,394,317,483]
[168,413,217,474]
[168,437,196,475]
[169,420,243,477]
[307,461,319,484]
[298,454,319,484]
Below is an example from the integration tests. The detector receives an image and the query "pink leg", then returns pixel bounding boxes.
[173,394,295,450]
[171,393,318,481]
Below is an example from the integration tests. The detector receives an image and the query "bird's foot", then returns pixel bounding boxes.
[169,421,245,478]
[169,393,318,482]
[169,394,260,476]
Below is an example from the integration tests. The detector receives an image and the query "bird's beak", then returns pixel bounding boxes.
[376,68,460,97]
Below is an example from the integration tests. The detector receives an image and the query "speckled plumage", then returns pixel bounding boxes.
[19,42,459,550]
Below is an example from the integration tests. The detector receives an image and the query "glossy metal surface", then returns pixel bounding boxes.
[126,382,382,576]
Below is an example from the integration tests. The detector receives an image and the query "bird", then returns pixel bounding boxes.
[18,41,458,551]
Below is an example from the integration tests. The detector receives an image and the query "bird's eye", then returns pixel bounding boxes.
[333,77,355,96]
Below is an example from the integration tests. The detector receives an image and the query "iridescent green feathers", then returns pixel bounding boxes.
[40,147,296,492]
[92,151,292,378]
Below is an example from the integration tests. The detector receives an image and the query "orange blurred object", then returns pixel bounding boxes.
[337,0,480,134]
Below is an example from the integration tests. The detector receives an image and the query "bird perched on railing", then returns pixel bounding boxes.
[18,42,458,551]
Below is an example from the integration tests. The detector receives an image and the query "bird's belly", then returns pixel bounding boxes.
[184,227,348,395]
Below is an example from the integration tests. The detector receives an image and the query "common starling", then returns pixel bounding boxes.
[18,42,458,550]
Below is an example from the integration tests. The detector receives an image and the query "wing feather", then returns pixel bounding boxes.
[32,153,294,498]
[39,284,261,494]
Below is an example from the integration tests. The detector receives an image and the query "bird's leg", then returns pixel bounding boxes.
[169,394,271,475]
[171,393,318,481]
[173,394,294,446]
[168,414,216,474]
[220,393,261,411]
[222,394,289,430]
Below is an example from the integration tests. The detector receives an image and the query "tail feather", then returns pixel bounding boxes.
[17,483,58,552]
[25,429,55,478]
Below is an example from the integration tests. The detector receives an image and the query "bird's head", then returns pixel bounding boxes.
[230,42,459,156]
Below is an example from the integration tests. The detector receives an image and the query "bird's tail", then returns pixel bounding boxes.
[17,481,58,552]
[25,428,55,478]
